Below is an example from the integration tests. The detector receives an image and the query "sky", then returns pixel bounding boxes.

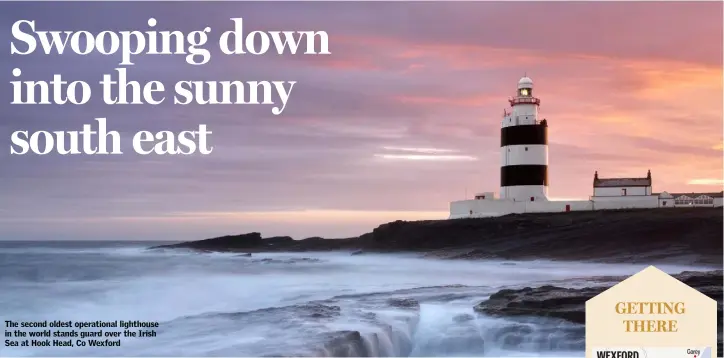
[0,1,722,241]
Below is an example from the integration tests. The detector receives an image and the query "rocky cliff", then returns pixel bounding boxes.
[151,207,723,265]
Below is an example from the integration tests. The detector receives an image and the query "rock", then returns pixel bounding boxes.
[387,298,420,309]
[302,236,325,242]
[264,236,294,245]
[253,257,321,264]
[303,304,341,319]
[452,313,475,323]
[676,270,723,299]
[148,208,722,266]
[151,232,264,251]
[474,270,723,351]
[236,253,252,257]
[319,331,367,357]
[475,285,606,324]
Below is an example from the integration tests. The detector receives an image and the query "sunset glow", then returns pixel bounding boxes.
[0,1,721,240]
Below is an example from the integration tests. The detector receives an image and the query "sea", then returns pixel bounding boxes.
[0,240,716,357]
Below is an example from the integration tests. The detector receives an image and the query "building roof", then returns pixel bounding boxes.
[593,170,652,188]
[518,76,533,89]
[655,191,724,198]
[594,178,652,188]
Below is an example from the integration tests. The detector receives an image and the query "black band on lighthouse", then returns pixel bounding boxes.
[500,124,547,147]
[501,165,548,187]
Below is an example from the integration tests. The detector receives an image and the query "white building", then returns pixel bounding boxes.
[448,76,723,219]
[592,170,652,197]
[586,170,659,209]
[656,191,724,208]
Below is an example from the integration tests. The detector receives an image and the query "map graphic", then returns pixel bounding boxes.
[593,347,712,358]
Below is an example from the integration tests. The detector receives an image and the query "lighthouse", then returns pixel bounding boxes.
[500,76,549,202]
[448,75,724,219]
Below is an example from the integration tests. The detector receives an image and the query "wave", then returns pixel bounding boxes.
[2,246,713,357]
[145,284,584,357]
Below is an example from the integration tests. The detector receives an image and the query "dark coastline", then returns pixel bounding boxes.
[151,207,723,266]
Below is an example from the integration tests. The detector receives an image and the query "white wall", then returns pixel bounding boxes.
[450,194,717,219]
[658,197,675,208]
[501,111,538,127]
[512,103,538,120]
[526,200,593,213]
[449,199,520,219]
[500,185,548,202]
[654,195,724,208]
[501,145,547,166]
[474,192,496,200]
[592,195,659,210]
[669,197,723,208]
[449,199,593,219]
[593,186,650,197]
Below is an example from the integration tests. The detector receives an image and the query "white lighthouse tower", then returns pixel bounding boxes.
[500,76,549,202]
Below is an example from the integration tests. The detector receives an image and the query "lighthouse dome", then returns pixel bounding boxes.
[517,76,533,89]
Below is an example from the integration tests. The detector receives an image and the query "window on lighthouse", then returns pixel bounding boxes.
[519,88,530,96]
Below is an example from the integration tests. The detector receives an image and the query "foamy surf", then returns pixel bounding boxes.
[0,241,713,357]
